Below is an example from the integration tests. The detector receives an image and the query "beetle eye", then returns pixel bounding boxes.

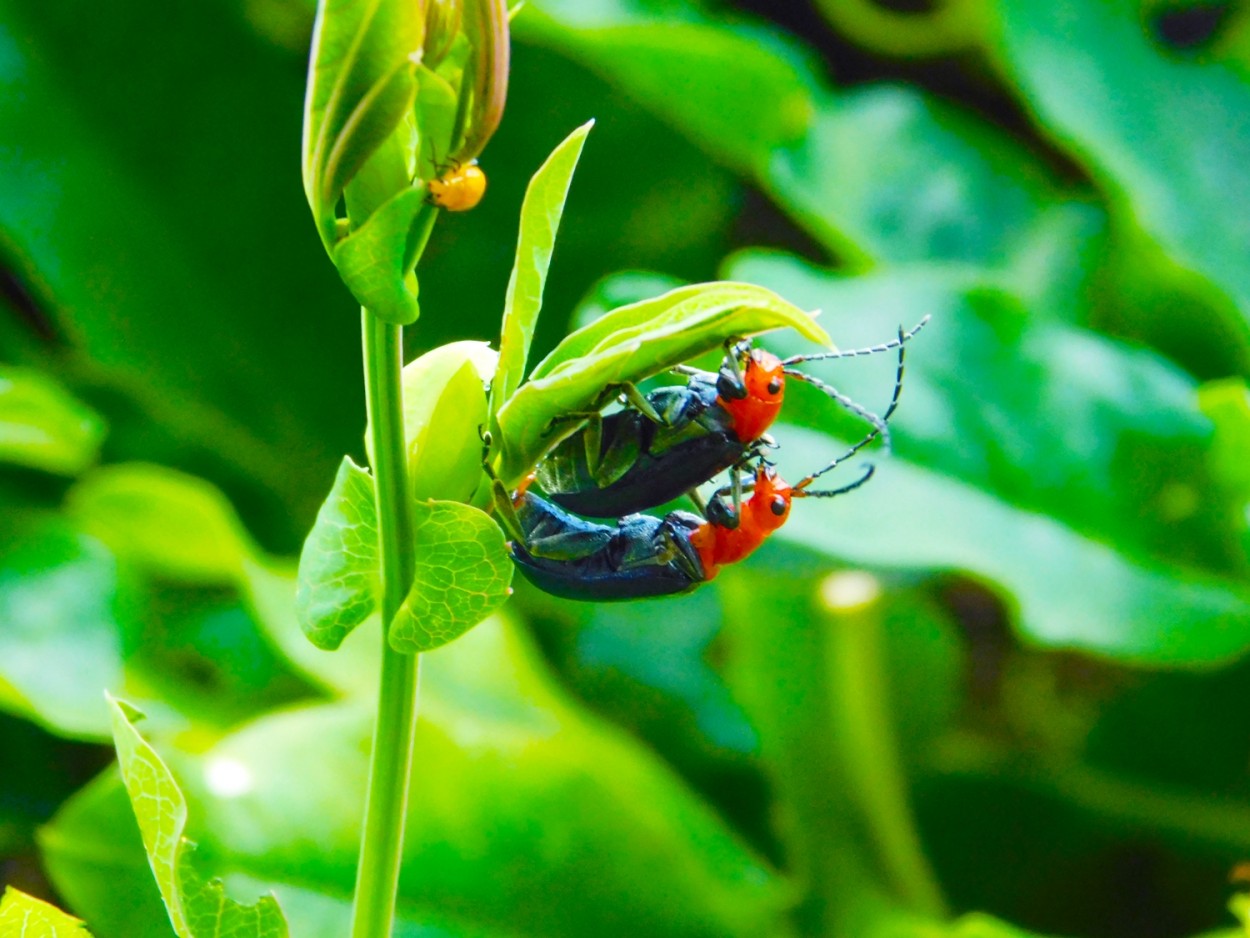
[766,376,782,396]
[770,495,787,516]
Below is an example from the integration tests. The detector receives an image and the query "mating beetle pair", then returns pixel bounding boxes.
[511,450,877,600]
[503,319,928,601]
[533,319,928,519]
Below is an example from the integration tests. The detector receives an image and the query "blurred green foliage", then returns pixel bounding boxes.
[3,0,1250,936]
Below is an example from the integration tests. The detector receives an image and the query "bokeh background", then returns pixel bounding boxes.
[4,0,1250,936]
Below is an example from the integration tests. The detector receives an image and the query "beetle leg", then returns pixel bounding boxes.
[579,411,604,475]
[477,441,526,543]
[715,339,750,400]
[490,478,526,543]
[705,494,739,530]
[619,382,667,425]
[686,488,709,517]
[542,410,597,436]
[653,523,705,582]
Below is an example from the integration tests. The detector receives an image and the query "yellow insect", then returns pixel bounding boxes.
[429,162,486,212]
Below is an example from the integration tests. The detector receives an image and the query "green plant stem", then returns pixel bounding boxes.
[721,576,872,937]
[351,310,420,938]
[826,598,947,917]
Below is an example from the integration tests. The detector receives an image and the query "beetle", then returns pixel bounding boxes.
[509,442,876,602]
[532,317,928,519]
[429,161,487,212]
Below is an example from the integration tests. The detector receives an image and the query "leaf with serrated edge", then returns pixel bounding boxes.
[0,368,105,477]
[0,886,94,937]
[495,281,829,482]
[107,695,289,938]
[296,457,380,650]
[389,501,513,653]
[489,121,594,425]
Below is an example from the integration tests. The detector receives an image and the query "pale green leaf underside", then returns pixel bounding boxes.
[0,368,104,476]
[389,501,514,653]
[108,696,289,938]
[405,354,492,503]
[495,281,830,481]
[295,457,380,650]
[331,186,429,324]
[489,120,595,424]
[0,886,94,937]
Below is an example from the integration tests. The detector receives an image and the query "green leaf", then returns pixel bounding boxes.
[295,457,380,651]
[0,368,104,476]
[241,558,381,698]
[518,4,1095,301]
[389,501,513,653]
[489,120,594,424]
[0,4,367,530]
[810,0,984,58]
[868,909,1062,938]
[413,62,461,180]
[993,0,1250,337]
[724,251,1250,665]
[49,620,791,937]
[1200,378,1250,498]
[769,88,1091,274]
[108,695,289,938]
[515,585,760,769]
[0,513,126,740]
[517,9,814,178]
[0,886,93,937]
[302,0,423,241]
[1231,892,1250,934]
[495,280,829,481]
[66,464,252,585]
[40,772,509,938]
[331,186,434,324]
[40,770,177,938]
[0,502,310,741]
[173,619,789,937]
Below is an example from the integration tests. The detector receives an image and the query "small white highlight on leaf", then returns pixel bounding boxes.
[205,756,253,798]
[819,571,881,612]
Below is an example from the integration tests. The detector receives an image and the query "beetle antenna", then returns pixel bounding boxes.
[782,314,915,456]
[794,425,883,491]
[780,315,930,367]
[795,463,876,499]
[790,323,913,489]
[783,369,892,452]
[876,322,910,426]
